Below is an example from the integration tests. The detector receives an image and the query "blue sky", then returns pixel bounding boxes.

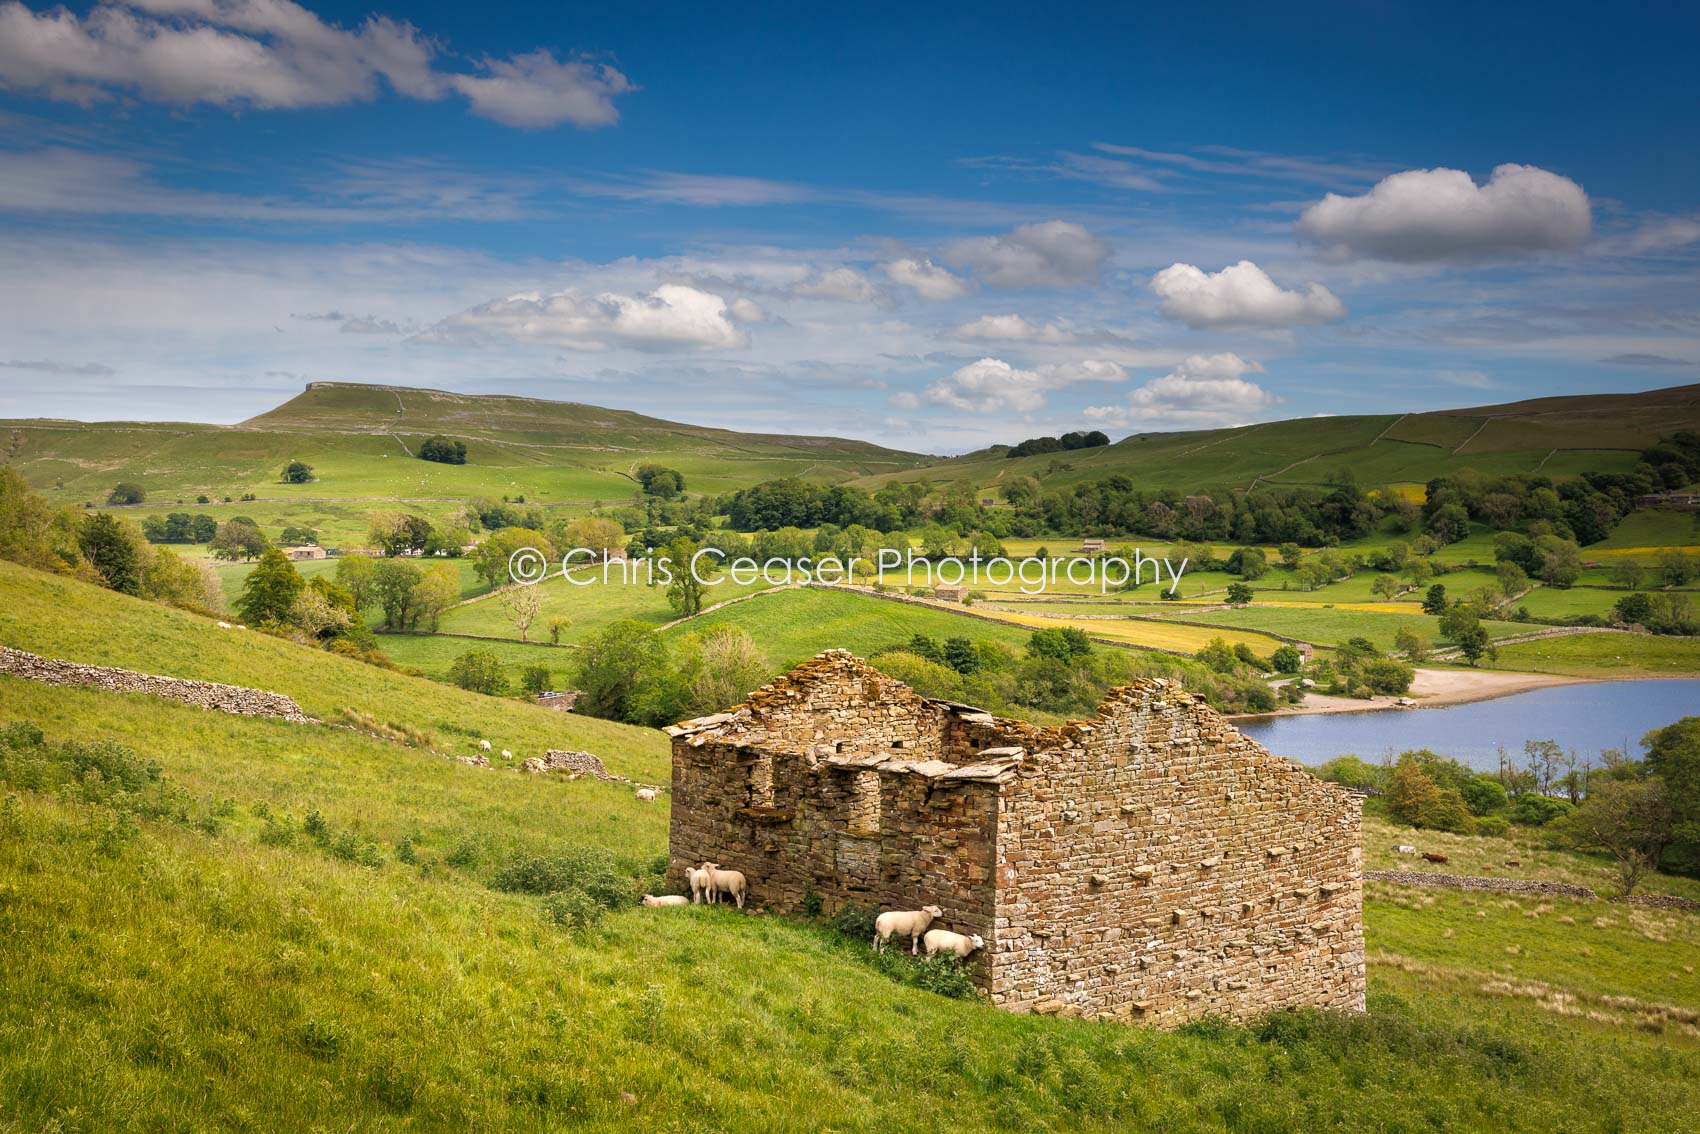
[1,0,1697,452]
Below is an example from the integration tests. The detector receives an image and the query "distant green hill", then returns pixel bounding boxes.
[852,384,1700,498]
[0,380,932,511]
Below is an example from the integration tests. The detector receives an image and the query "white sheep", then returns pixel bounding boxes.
[216,621,231,629]
[874,905,943,954]
[701,862,747,909]
[686,866,711,905]
[478,739,492,752]
[501,749,513,760]
[923,928,984,959]
[641,894,689,907]
[635,788,657,803]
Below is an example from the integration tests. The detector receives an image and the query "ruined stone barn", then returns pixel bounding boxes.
[666,649,1365,1026]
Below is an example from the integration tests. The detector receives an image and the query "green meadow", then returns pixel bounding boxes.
[3,565,1699,1131]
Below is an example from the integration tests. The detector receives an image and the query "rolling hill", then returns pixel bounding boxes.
[0,380,933,512]
[851,383,1700,498]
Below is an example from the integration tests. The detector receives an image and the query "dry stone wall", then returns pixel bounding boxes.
[0,645,312,723]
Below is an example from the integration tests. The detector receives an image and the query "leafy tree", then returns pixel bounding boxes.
[473,527,552,590]
[279,525,318,546]
[1359,658,1414,694]
[370,559,424,629]
[1026,627,1092,661]
[237,549,304,625]
[560,517,625,558]
[1608,560,1645,589]
[1643,716,1700,872]
[289,586,352,640]
[520,664,553,697]
[1554,778,1674,895]
[674,624,770,716]
[1277,543,1302,570]
[636,464,686,499]
[1226,547,1267,580]
[1225,582,1254,606]
[572,619,671,724]
[189,514,218,543]
[1270,645,1302,674]
[1495,560,1529,598]
[1421,583,1448,615]
[1614,592,1654,626]
[1510,793,1572,827]
[1454,625,1493,666]
[334,555,377,612]
[1371,574,1401,600]
[448,649,508,695]
[210,519,269,561]
[418,435,468,464]
[370,513,434,557]
[77,512,141,594]
[547,617,572,645]
[1388,760,1471,831]
[413,564,460,631]
[106,482,144,505]
[941,637,980,675]
[870,651,963,700]
[664,537,711,617]
[1194,638,1239,674]
[1535,535,1582,586]
[1460,775,1509,816]
[281,461,314,484]
[1424,503,1471,545]
[1392,626,1430,661]
[1312,755,1385,792]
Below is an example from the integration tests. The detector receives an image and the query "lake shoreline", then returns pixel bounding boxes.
[1225,668,1694,723]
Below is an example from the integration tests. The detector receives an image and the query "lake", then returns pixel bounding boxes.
[1235,679,1700,770]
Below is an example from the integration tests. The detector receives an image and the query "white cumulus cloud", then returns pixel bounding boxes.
[424,283,748,352]
[943,220,1109,289]
[1296,163,1592,262]
[918,356,1125,413]
[0,0,632,127]
[1150,260,1345,329]
[1085,353,1275,429]
[883,257,971,300]
[945,313,1077,344]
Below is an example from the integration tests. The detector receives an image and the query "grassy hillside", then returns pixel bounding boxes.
[2,382,931,518]
[4,556,1700,1129]
[0,560,670,782]
[851,383,1700,497]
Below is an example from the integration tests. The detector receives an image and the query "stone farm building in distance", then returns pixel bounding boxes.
[666,650,1364,1026]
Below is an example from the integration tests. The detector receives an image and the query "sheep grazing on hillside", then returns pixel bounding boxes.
[478,739,492,752]
[701,862,747,909]
[641,894,689,907]
[216,621,231,629]
[635,787,657,803]
[501,749,513,760]
[686,866,711,905]
[923,929,984,959]
[874,905,943,954]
